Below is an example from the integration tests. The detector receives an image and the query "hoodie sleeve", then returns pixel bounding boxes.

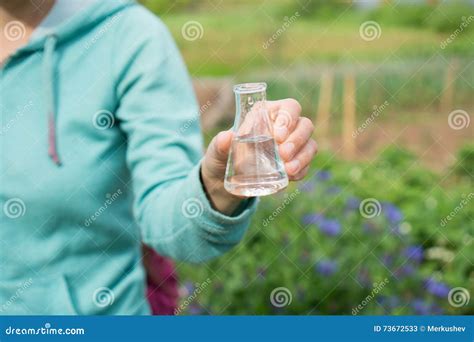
[113,8,257,263]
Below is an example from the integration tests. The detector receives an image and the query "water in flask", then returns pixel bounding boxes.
[224,83,288,197]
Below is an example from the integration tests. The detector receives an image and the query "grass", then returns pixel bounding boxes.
[153,2,474,77]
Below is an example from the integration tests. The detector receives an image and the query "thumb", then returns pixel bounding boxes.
[203,130,234,179]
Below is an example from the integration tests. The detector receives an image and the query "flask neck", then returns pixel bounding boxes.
[235,90,266,118]
[232,83,271,138]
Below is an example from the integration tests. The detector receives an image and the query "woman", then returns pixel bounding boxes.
[0,0,317,314]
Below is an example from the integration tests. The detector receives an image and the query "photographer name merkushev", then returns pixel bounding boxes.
[425,325,466,332]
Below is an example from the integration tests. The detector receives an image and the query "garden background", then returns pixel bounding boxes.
[140,0,473,315]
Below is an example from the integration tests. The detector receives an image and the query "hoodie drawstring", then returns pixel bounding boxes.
[44,35,61,166]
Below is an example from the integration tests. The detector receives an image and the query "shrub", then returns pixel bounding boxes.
[177,146,473,315]
[454,143,474,180]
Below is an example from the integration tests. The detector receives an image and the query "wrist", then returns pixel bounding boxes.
[200,166,243,216]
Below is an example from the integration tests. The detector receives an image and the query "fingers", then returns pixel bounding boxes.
[210,130,233,161]
[267,98,317,182]
[290,165,310,181]
[279,117,315,161]
[284,138,318,177]
[201,130,233,184]
[267,99,302,143]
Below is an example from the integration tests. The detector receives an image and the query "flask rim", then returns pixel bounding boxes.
[233,82,267,94]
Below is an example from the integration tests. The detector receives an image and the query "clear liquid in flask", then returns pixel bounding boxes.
[224,134,288,197]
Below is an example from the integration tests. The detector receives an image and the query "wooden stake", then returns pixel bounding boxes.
[440,60,458,114]
[342,73,356,158]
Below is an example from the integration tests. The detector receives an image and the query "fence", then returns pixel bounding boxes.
[195,58,473,159]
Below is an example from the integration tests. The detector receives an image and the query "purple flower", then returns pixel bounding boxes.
[404,245,423,263]
[299,182,315,192]
[315,259,338,276]
[315,170,331,181]
[183,281,195,295]
[395,264,416,278]
[318,219,341,236]
[425,277,450,298]
[382,203,403,224]
[386,296,400,309]
[382,254,394,267]
[346,196,360,210]
[302,213,324,226]
[377,295,400,309]
[412,299,431,315]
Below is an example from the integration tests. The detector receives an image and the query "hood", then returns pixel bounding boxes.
[6,0,135,166]
[15,0,134,56]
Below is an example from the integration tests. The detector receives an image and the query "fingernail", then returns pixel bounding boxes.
[282,142,294,157]
[286,159,300,174]
[216,131,228,154]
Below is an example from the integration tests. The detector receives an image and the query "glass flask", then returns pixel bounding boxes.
[224,82,288,197]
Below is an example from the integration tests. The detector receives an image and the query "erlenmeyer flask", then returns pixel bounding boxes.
[224,82,288,197]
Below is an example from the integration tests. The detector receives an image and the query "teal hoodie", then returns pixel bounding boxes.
[0,0,256,314]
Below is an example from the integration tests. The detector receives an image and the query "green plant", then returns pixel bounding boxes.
[454,143,474,180]
[177,147,473,315]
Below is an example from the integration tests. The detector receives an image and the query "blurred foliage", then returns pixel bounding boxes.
[368,2,474,34]
[177,146,473,315]
[454,143,474,180]
[256,60,474,127]
[428,3,474,33]
[143,1,474,77]
[138,0,198,14]
[279,0,351,19]
[142,1,474,315]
